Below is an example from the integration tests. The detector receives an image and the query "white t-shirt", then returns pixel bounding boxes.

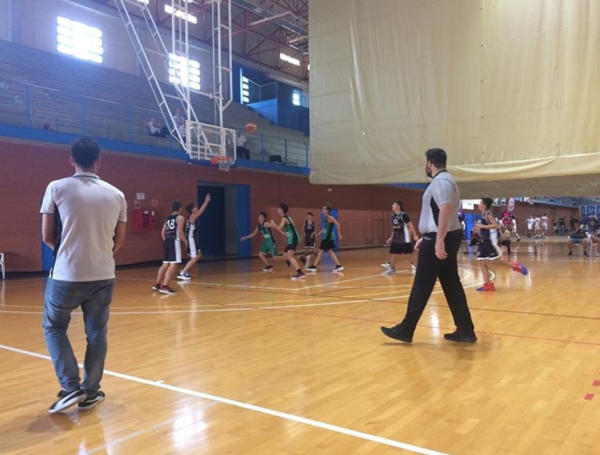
[237,134,247,147]
[418,171,462,234]
[41,172,127,282]
[527,217,534,229]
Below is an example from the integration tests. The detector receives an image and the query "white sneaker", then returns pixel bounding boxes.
[333,265,344,273]
[381,262,391,268]
[383,268,396,276]
[410,263,417,274]
[177,272,191,281]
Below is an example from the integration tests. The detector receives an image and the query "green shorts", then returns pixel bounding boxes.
[260,241,277,256]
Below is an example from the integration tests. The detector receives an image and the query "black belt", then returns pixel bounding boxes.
[423,229,463,239]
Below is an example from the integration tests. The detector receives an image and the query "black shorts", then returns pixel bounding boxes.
[320,239,336,251]
[389,242,413,255]
[285,242,298,252]
[477,239,500,261]
[163,239,182,264]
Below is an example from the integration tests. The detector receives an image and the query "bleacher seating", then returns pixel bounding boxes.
[0,39,309,166]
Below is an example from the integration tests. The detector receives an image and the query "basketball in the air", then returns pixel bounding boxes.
[245,122,258,134]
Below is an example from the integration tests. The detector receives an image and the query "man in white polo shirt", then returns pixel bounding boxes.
[381,148,476,343]
[40,137,127,413]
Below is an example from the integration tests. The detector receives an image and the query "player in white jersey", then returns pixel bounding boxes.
[541,213,549,237]
[526,216,534,237]
[534,215,542,238]
[510,216,520,242]
[177,194,211,281]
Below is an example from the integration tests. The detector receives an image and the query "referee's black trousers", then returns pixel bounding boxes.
[401,230,475,335]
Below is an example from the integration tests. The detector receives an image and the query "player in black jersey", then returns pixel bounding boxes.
[301,212,317,269]
[240,212,281,271]
[381,201,419,275]
[153,201,188,294]
[177,194,211,281]
[474,198,528,292]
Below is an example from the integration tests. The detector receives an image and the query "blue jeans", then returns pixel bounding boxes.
[43,278,114,394]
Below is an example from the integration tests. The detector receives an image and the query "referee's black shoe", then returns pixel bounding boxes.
[444,330,477,343]
[380,325,412,343]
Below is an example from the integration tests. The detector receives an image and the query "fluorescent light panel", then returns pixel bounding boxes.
[56,16,103,63]
[279,52,300,67]
[164,4,198,24]
[169,53,201,90]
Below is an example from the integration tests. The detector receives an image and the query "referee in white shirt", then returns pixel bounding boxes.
[41,138,127,413]
[381,148,476,343]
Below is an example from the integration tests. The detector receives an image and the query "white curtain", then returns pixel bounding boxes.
[309,0,600,195]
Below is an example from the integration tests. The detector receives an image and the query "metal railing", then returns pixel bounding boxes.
[0,76,309,168]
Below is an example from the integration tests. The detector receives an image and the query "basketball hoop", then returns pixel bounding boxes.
[211,155,231,172]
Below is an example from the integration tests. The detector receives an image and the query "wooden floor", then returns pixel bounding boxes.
[2,241,600,454]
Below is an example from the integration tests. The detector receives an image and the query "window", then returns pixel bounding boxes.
[241,76,250,104]
[292,90,301,106]
[169,53,200,90]
[280,52,300,67]
[56,17,103,63]
[164,4,198,24]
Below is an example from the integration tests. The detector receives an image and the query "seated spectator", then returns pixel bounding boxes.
[174,109,185,128]
[236,131,250,160]
[147,117,162,137]
[568,221,588,257]
[178,122,186,142]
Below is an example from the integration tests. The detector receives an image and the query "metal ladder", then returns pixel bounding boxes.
[113,0,203,149]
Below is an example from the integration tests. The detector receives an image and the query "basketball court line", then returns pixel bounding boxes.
[120,272,405,292]
[87,416,187,455]
[0,270,486,316]
[0,344,449,455]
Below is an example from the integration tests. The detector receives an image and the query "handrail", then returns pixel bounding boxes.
[0,76,310,167]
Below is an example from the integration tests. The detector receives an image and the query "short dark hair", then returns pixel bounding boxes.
[71,137,100,169]
[425,148,447,168]
[324,205,333,213]
[172,201,182,211]
[185,203,195,214]
[306,212,314,216]
[280,203,289,214]
[393,200,404,211]
[481,197,494,209]
[259,211,267,218]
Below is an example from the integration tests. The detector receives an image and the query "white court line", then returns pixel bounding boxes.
[87,417,181,455]
[0,266,488,315]
[120,272,406,292]
[296,273,401,290]
[0,300,370,315]
[0,344,448,455]
[121,277,297,292]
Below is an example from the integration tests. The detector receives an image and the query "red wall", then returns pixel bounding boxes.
[0,139,423,272]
